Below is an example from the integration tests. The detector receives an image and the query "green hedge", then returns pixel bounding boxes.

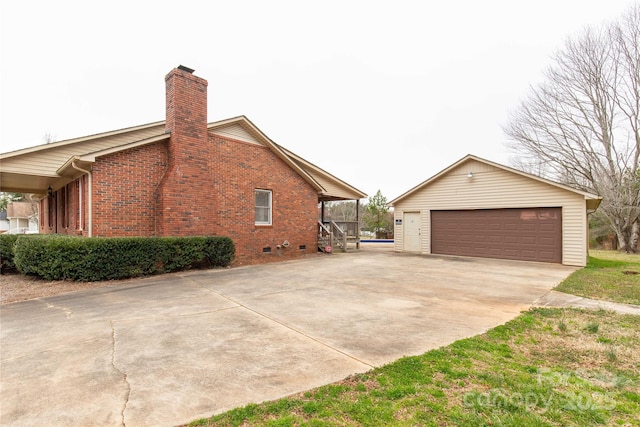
[11,235,235,281]
[0,234,20,272]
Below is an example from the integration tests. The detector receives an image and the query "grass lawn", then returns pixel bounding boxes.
[555,250,640,306]
[189,252,640,427]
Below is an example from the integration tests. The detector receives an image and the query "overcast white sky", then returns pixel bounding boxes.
[1,1,635,200]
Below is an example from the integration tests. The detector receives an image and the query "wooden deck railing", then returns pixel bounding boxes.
[318,221,360,252]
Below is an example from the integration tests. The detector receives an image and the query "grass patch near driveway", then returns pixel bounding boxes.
[189,308,640,426]
[555,250,640,306]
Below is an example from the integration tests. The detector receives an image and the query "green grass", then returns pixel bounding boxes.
[189,251,640,426]
[555,250,640,305]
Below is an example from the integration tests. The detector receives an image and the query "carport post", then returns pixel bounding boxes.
[356,199,360,249]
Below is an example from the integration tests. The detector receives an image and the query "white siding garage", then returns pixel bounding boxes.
[390,155,601,267]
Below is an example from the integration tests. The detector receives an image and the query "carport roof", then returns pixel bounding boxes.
[390,154,602,211]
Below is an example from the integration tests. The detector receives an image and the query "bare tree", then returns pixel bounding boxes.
[325,201,359,222]
[504,3,640,252]
[43,132,56,144]
[0,192,22,212]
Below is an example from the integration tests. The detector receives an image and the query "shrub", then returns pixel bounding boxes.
[205,235,235,267]
[0,234,20,272]
[13,235,235,281]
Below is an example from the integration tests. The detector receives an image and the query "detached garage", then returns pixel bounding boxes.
[390,155,601,266]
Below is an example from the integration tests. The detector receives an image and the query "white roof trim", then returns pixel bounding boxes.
[1,121,165,159]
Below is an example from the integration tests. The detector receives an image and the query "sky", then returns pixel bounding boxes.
[0,0,635,201]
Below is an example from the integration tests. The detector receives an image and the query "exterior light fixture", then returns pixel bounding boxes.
[467,172,474,179]
[47,186,53,197]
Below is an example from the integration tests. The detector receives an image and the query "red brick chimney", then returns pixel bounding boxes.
[157,65,214,235]
[165,65,207,141]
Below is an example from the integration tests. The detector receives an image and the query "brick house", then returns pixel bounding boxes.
[4,201,39,233]
[0,66,366,263]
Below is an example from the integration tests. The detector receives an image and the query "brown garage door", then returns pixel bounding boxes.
[431,208,562,263]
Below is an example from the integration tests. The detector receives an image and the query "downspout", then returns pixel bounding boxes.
[71,161,93,237]
[586,208,598,261]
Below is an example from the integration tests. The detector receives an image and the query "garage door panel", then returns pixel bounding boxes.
[539,251,556,261]
[431,208,562,263]
[540,224,556,232]
[503,249,519,258]
[539,237,555,245]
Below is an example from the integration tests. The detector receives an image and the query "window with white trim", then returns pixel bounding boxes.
[255,189,272,225]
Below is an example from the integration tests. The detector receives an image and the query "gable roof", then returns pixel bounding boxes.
[278,146,367,201]
[208,116,367,201]
[207,116,325,194]
[390,154,601,210]
[0,117,366,201]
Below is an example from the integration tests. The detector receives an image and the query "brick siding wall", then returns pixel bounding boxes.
[52,133,318,264]
[92,142,168,237]
[211,134,319,264]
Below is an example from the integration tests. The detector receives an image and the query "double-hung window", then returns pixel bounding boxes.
[255,189,272,225]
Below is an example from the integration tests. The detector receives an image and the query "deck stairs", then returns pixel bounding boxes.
[318,221,360,252]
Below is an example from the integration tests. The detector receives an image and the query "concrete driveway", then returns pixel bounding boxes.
[0,246,576,426]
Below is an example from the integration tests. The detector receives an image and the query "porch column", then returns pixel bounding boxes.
[356,199,360,249]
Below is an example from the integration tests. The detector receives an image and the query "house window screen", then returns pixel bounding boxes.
[255,189,272,225]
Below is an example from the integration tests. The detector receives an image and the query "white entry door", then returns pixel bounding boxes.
[403,212,421,252]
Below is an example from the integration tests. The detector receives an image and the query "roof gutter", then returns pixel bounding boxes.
[71,160,93,237]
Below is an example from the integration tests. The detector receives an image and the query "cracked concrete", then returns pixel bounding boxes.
[110,321,131,427]
[0,247,576,426]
